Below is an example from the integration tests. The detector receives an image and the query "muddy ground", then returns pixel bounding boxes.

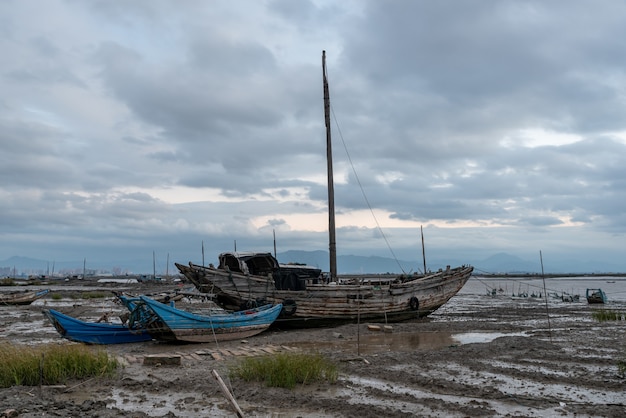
[1,280,625,417]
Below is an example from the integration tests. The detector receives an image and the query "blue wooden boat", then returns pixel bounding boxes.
[586,288,607,304]
[43,309,152,344]
[132,296,282,343]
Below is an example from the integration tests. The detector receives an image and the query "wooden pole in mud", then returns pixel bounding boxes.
[357,284,361,357]
[421,225,427,273]
[539,251,552,343]
[212,369,244,417]
[322,50,337,281]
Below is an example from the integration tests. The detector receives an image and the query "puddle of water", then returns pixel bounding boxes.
[291,331,456,354]
[292,330,528,354]
[453,331,527,344]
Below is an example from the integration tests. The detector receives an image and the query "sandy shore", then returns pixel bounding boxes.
[1,280,625,417]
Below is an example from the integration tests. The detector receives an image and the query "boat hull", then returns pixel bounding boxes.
[586,288,607,304]
[43,309,152,344]
[1,289,49,305]
[176,262,473,327]
[137,296,282,343]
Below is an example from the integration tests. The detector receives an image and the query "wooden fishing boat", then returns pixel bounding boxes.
[0,289,49,305]
[177,259,472,327]
[129,296,282,343]
[43,309,152,344]
[586,288,607,304]
[175,51,473,327]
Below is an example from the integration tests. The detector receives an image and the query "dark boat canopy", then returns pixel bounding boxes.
[218,252,279,276]
[217,252,322,291]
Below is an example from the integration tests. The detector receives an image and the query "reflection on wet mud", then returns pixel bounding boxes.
[289,330,525,355]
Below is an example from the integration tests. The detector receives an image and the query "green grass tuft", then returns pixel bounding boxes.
[591,309,625,322]
[230,352,338,389]
[618,359,626,378]
[0,343,118,388]
[70,291,110,300]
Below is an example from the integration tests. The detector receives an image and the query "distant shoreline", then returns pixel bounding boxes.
[474,272,626,278]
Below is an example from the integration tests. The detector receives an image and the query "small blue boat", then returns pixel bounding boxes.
[131,296,282,343]
[43,309,152,345]
[586,288,607,304]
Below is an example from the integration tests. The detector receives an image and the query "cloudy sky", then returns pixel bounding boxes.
[2,0,626,273]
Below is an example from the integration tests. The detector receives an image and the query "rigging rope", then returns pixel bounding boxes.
[329,103,408,275]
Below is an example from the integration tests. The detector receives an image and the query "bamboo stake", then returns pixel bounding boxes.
[212,369,244,418]
[540,251,552,343]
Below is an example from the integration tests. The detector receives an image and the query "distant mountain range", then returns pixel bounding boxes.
[2,251,624,276]
[278,251,626,275]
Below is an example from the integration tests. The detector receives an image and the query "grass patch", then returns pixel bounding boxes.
[230,352,338,389]
[591,309,625,322]
[49,292,109,300]
[0,277,16,286]
[70,291,111,300]
[618,359,626,378]
[0,343,118,388]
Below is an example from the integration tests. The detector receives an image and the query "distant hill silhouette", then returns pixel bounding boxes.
[2,251,624,276]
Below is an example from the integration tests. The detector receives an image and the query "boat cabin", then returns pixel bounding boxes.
[217,252,322,291]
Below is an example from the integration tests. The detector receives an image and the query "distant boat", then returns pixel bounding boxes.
[175,51,473,327]
[586,288,607,304]
[0,289,49,305]
[43,309,152,344]
[129,295,282,343]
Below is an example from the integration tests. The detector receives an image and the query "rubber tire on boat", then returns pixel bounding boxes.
[282,299,297,316]
[409,296,419,311]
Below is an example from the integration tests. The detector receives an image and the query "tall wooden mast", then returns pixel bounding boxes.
[322,51,337,280]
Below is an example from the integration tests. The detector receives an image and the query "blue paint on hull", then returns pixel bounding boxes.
[43,309,152,345]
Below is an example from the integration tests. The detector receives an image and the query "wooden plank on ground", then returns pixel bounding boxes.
[143,354,182,366]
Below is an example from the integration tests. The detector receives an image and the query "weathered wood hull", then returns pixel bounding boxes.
[0,289,49,305]
[137,296,282,343]
[176,262,473,327]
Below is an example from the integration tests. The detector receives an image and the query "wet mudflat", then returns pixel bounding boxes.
[1,278,625,417]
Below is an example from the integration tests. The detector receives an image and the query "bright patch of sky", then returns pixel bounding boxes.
[501,128,583,148]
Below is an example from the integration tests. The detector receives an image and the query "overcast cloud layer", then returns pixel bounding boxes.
[2,0,626,274]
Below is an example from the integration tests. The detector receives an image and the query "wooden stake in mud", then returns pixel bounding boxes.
[421,225,427,274]
[212,369,244,418]
[539,250,552,343]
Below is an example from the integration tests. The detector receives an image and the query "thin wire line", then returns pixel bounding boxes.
[329,104,407,274]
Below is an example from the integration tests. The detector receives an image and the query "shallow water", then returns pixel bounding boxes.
[288,329,532,355]
[464,275,626,302]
